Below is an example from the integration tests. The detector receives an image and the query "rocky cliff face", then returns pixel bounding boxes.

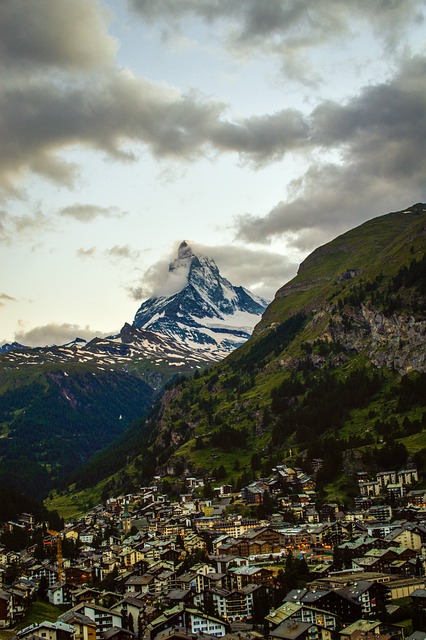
[328,304,426,374]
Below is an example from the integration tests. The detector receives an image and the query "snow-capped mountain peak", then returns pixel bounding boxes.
[133,242,269,358]
[176,240,193,260]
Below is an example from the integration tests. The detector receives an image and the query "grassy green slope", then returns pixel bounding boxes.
[258,203,426,329]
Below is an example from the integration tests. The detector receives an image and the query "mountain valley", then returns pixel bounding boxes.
[53,203,426,514]
[0,244,268,501]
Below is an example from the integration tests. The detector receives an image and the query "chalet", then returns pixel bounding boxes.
[181,533,206,554]
[200,573,226,592]
[47,582,74,606]
[339,619,383,640]
[111,595,150,629]
[102,627,135,640]
[209,555,248,574]
[358,481,380,497]
[227,565,273,589]
[312,521,350,547]
[65,565,93,586]
[145,605,229,639]
[322,580,389,623]
[58,610,97,640]
[125,574,155,594]
[27,561,58,587]
[70,602,123,639]
[410,588,426,612]
[397,469,418,485]
[386,527,423,551]
[352,548,399,574]
[204,584,267,622]
[241,484,267,504]
[406,491,426,507]
[71,587,103,606]
[171,573,194,594]
[376,471,397,488]
[368,504,393,522]
[16,620,75,640]
[244,526,287,552]
[387,484,405,500]
[269,619,332,640]
[164,589,193,608]
[6,586,29,620]
[265,601,338,633]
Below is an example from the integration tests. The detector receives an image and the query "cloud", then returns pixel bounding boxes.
[105,245,141,262]
[2,0,422,200]
[128,254,190,300]
[0,209,53,243]
[0,293,17,307]
[127,241,294,302]
[76,247,97,259]
[1,0,424,225]
[190,242,296,300]
[76,245,141,264]
[236,54,426,245]
[0,66,312,196]
[0,70,226,194]
[210,110,310,164]
[60,204,126,223]
[129,1,425,88]
[0,0,117,72]
[14,322,108,348]
[130,0,422,65]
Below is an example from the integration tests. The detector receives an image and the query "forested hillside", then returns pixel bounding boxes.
[0,364,155,500]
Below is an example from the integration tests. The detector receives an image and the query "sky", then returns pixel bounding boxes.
[1,0,426,347]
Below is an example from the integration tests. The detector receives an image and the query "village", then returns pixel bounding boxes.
[1,463,426,640]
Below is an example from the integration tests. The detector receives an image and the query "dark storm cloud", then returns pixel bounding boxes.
[236,55,426,244]
[0,0,116,71]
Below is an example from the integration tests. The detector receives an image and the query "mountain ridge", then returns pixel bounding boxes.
[2,242,268,379]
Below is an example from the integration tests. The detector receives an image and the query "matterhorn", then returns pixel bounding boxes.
[133,241,268,358]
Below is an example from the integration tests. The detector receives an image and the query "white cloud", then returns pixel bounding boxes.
[14,322,108,347]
